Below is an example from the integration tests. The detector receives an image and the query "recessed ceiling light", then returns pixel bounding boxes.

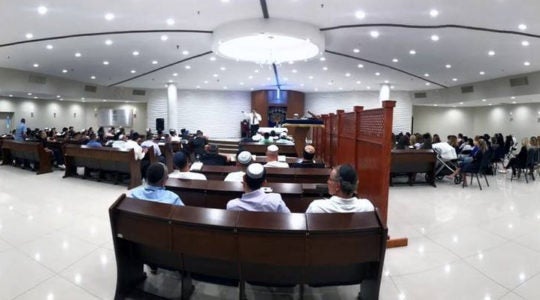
[424,73,429,77]
[482,99,486,102]
[524,61,531,66]
[353,48,360,53]
[248,76,253,79]
[160,35,168,41]
[34,96,38,99]
[445,64,452,69]
[132,51,139,56]
[314,88,318,91]
[357,64,364,68]
[518,24,527,31]
[37,6,48,15]
[209,56,216,61]
[430,34,439,41]
[322,66,328,71]
[220,66,226,71]
[105,39,113,46]
[429,9,439,18]
[204,80,209,84]
[425,82,431,86]
[488,103,492,106]
[479,71,485,75]
[104,13,115,21]
[292,69,297,73]
[62,69,68,73]
[152,60,158,64]
[254,69,259,73]
[459,102,464,105]
[223,86,228,90]
[511,96,516,99]
[46,44,53,50]
[27,92,32,96]
[130,70,136,74]
[384,80,389,84]
[392,58,399,63]
[221,0,230,2]
[345,73,351,77]
[308,75,314,79]
[172,73,178,77]
[366,86,371,90]
[355,10,366,19]
[102,99,107,102]
[196,85,201,89]
[90,75,96,79]
[433,104,438,107]
[319,57,326,61]
[33,63,39,68]
[370,31,379,38]
[375,72,380,76]
[356,81,361,84]
[487,50,495,56]
[9,94,13,97]
[182,50,189,56]
[522,40,530,47]
[103,61,109,65]
[512,101,517,104]
[239,82,244,85]
[74,52,81,57]
[452,78,458,81]
[185,65,191,70]
[166,18,175,26]
[25,33,33,39]
[409,49,416,55]
[213,73,218,77]
[81,97,85,100]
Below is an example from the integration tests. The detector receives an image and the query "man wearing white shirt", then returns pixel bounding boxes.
[224,151,252,182]
[169,151,207,180]
[306,164,374,213]
[243,109,262,136]
[432,141,457,160]
[264,144,289,168]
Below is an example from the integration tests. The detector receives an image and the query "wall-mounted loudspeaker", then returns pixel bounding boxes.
[156,118,165,132]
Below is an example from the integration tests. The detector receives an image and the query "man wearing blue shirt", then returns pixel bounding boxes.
[14,118,26,141]
[130,162,183,206]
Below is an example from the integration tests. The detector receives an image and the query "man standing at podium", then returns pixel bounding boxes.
[242,109,262,137]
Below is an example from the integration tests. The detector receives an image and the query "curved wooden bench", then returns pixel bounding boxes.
[109,194,387,300]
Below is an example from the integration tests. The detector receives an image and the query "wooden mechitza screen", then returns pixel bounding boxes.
[355,101,395,224]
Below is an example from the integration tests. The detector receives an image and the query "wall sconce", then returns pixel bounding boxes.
[53,112,56,118]
[133,108,137,118]
[73,112,77,118]
[509,112,513,122]
[31,112,34,118]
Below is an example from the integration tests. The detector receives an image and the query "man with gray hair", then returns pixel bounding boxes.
[226,163,290,212]
[306,164,374,213]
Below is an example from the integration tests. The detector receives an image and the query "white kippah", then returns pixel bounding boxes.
[267,144,279,152]
[304,145,315,154]
[246,163,265,179]
[237,151,252,165]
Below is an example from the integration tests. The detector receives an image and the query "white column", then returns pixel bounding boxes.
[379,84,390,103]
[167,83,178,131]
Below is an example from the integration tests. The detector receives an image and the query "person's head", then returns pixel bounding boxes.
[236,151,252,168]
[432,134,441,143]
[303,145,315,160]
[173,151,189,171]
[243,163,266,191]
[89,132,97,140]
[522,137,530,148]
[478,139,488,153]
[196,130,203,137]
[266,144,279,160]
[207,144,219,155]
[263,132,270,140]
[146,162,169,187]
[130,132,140,142]
[20,118,26,123]
[328,164,358,197]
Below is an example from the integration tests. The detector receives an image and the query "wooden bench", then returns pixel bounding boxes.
[390,149,437,187]
[194,165,330,183]
[63,144,143,189]
[239,142,297,156]
[165,179,322,213]
[1,139,53,174]
[109,194,387,300]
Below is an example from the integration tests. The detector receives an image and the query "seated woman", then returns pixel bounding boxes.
[504,138,529,175]
[450,139,488,186]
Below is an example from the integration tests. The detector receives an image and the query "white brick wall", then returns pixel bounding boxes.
[305,91,413,134]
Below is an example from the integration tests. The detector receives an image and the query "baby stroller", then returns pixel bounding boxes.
[434,148,462,184]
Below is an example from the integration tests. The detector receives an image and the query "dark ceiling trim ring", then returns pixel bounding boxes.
[325,50,448,88]
[321,23,540,39]
[108,51,213,87]
[0,29,213,48]
[259,0,270,19]
[272,63,280,89]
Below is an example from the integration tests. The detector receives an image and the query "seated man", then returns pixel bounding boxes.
[86,132,103,148]
[130,162,183,205]
[227,163,290,212]
[224,151,252,182]
[301,145,316,164]
[264,144,289,168]
[169,151,207,180]
[200,144,228,166]
[306,164,374,213]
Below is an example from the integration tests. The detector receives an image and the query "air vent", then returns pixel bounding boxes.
[510,76,528,87]
[414,92,427,99]
[84,85,97,93]
[132,89,146,96]
[28,74,47,84]
[461,86,474,94]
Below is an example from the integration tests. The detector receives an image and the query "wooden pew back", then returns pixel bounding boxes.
[1,140,53,174]
[390,149,436,186]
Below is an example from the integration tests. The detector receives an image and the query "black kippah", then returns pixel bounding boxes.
[339,164,357,185]
[147,163,165,185]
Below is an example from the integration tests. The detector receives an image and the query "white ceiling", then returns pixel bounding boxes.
[1,0,540,103]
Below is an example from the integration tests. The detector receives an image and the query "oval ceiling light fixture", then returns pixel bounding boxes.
[212,19,324,65]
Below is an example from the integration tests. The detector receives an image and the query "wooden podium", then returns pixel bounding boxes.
[282,119,324,157]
